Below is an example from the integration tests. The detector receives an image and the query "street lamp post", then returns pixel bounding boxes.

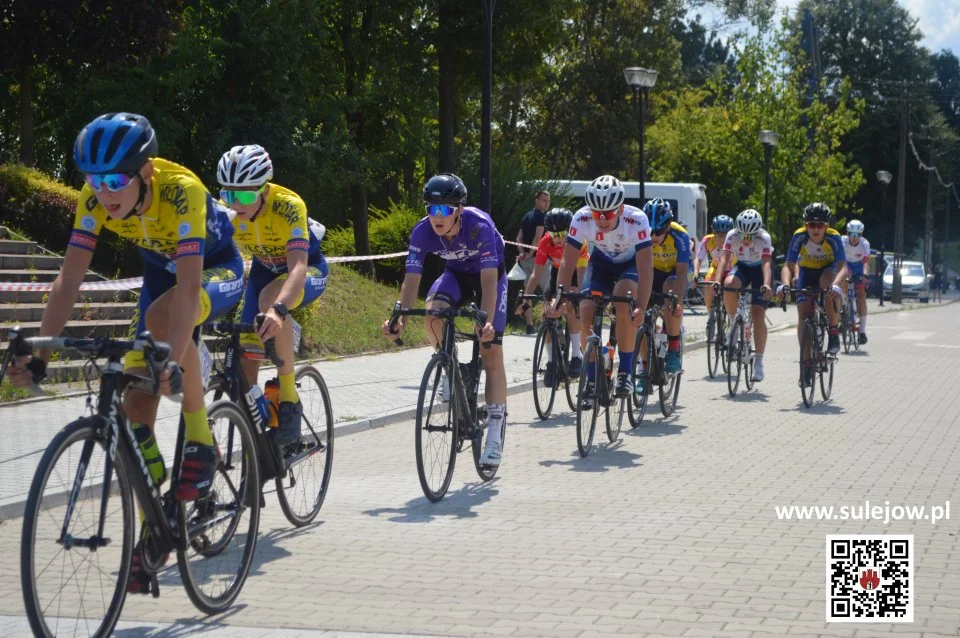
[876,170,892,306]
[480,0,495,213]
[760,130,779,223]
[623,66,658,204]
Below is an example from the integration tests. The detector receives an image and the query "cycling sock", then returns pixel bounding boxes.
[571,337,582,358]
[619,350,634,373]
[278,372,298,403]
[859,316,867,331]
[183,408,214,446]
[486,403,505,444]
[668,335,681,352]
[754,353,764,364]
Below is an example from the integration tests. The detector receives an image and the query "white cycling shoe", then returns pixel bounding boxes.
[480,439,502,466]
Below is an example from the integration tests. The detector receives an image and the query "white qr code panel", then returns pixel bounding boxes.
[826,534,913,622]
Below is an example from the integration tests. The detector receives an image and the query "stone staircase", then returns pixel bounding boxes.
[0,237,139,384]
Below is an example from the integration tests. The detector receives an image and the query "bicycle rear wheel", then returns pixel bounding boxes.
[661,337,682,417]
[744,325,755,392]
[415,355,458,502]
[628,325,652,427]
[576,342,600,457]
[849,298,860,352]
[820,327,835,401]
[532,322,557,419]
[707,307,722,378]
[718,311,730,374]
[21,417,135,638]
[839,304,850,354]
[178,399,261,615]
[799,320,817,408]
[276,366,334,527]
[726,317,743,397]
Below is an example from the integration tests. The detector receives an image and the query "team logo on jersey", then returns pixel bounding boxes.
[596,232,604,241]
[80,215,97,231]
[84,196,98,212]
[178,222,192,238]
[638,230,647,240]
[239,223,248,232]
[570,227,577,237]
[469,225,480,240]
[160,184,188,216]
[273,200,300,225]
[291,226,304,238]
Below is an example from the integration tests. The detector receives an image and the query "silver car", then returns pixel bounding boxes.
[883,260,929,302]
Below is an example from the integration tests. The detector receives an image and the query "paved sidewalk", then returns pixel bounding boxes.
[0,296,939,516]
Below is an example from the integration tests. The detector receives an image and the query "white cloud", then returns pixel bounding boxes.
[901,0,960,53]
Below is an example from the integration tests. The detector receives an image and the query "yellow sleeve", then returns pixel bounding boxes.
[283,197,311,252]
[163,178,209,258]
[68,185,107,252]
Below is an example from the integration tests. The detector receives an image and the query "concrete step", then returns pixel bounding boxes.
[0,302,137,323]
[0,240,40,254]
[2,319,131,340]
[0,254,64,269]
[0,270,102,283]
[0,289,138,304]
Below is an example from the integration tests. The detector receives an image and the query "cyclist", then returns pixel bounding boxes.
[515,208,588,383]
[694,214,735,341]
[216,144,328,447]
[551,175,653,403]
[647,198,690,376]
[779,203,848,384]
[382,173,508,466]
[841,219,871,344]
[715,209,773,382]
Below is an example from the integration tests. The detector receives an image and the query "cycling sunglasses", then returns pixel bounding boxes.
[426,204,458,217]
[86,172,136,193]
[805,221,827,230]
[651,227,669,237]
[548,230,567,239]
[220,185,266,206]
[849,231,861,238]
[591,209,617,221]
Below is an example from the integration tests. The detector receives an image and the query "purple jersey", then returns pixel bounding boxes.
[405,207,505,274]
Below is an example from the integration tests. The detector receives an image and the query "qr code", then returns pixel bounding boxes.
[826,534,913,622]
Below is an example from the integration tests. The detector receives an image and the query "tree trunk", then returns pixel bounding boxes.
[349,183,374,277]
[437,0,456,172]
[18,62,34,167]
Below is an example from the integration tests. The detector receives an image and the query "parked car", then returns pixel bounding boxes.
[882,261,929,302]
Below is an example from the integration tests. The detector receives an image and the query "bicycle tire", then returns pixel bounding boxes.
[21,417,135,638]
[661,334,682,417]
[744,323,755,392]
[820,327,835,401]
[839,303,850,354]
[276,366,334,526]
[576,341,600,457]
[726,316,743,397]
[850,297,860,352]
[800,320,817,408]
[718,310,730,375]
[414,354,458,502]
[562,322,578,412]
[628,324,652,427]
[707,306,722,378]
[532,322,557,419]
[177,399,261,615]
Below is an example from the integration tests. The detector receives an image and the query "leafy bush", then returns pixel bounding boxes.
[0,164,141,276]
[324,200,422,282]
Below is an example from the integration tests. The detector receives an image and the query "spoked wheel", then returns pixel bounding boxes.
[726,317,743,397]
[799,320,817,408]
[472,406,500,482]
[608,395,626,443]
[178,399,261,615]
[850,300,860,352]
[718,311,730,375]
[628,325,652,428]
[839,305,850,354]
[744,323,755,392]
[414,355,458,502]
[706,308,723,378]
[575,342,600,457]
[820,330,835,401]
[275,366,334,527]
[532,323,557,419]
[562,324,579,412]
[21,417,135,638]
[660,337,682,417]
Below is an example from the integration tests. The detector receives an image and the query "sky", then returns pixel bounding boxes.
[693,0,960,56]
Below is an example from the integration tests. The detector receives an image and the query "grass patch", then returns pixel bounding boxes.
[0,381,32,403]
[295,263,430,357]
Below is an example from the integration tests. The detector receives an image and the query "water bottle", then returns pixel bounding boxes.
[131,422,167,485]
[245,385,270,428]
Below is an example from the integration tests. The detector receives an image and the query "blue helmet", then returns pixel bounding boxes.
[711,215,734,233]
[643,198,673,231]
[73,113,157,174]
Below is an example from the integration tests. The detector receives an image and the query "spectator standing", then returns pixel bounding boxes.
[516,190,550,333]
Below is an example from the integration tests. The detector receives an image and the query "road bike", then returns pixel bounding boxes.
[839,277,861,353]
[787,286,838,408]
[521,288,581,418]
[632,291,683,421]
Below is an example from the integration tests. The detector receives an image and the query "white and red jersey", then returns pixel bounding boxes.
[842,235,871,265]
[566,204,651,265]
[723,228,772,266]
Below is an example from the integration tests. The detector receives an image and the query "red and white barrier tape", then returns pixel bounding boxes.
[0,250,412,292]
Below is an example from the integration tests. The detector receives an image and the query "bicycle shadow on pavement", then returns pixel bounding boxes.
[363,481,500,523]
[721,390,770,403]
[623,417,686,438]
[524,412,576,429]
[781,401,846,415]
[538,440,642,473]
[245,522,324,577]
[114,605,248,636]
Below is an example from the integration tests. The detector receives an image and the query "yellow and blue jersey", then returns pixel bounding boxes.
[785,226,845,269]
[230,182,321,271]
[652,222,691,273]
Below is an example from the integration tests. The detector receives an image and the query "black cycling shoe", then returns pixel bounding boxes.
[175,441,219,502]
[272,401,303,447]
[614,372,633,397]
[568,356,582,378]
[858,332,868,345]
[579,381,596,410]
[827,333,841,355]
[543,361,557,388]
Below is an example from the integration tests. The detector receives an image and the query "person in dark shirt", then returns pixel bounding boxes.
[516,190,550,333]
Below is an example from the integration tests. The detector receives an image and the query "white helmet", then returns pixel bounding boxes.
[584,175,625,212]
[735,209,763,234]
[846,219,864,234]
[217,144,273,187]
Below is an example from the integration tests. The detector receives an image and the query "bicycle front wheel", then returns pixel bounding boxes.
[22,417,135,638]
[532,322,557,419]
[177,399,261,615]
[820,328,835,401]
[839,304,850,354]
[726,317,743,397]
[799,320,817,408]
[576,342,600,457]
[276,366,334,527]
[707,308,722,378]
[629,325,652,428]
[415,355,458,502]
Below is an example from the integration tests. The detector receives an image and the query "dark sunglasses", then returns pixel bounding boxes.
[651,227,669,237]
[806,222,827,229]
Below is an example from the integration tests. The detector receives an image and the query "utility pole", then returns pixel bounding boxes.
[923,136,936,269]
[893,82,907,304]
[946,171,952,278]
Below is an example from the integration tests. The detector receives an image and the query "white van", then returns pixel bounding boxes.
[547,180,709,241]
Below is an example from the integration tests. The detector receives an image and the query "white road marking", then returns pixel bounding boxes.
[892,331,934,340]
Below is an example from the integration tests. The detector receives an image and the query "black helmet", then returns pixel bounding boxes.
[803,202,832,223]
[422,173,467,205]
[544,207,573,232]
[73,112,157,174]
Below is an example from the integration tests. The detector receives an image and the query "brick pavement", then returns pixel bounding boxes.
[0,300,957,636]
